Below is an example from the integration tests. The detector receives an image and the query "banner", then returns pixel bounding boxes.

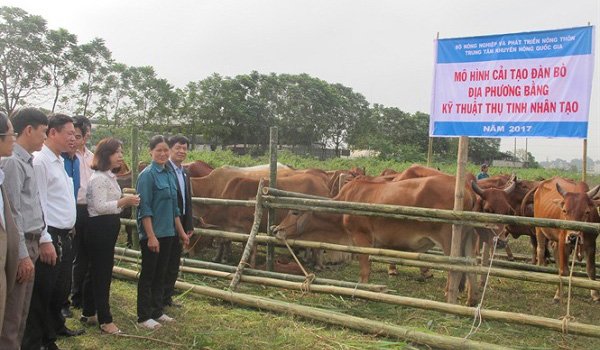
[430,26,595,138]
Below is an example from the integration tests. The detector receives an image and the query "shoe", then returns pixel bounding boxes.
[80,314,98,326]
[156,314,175,323]
[138,318,162,329]
[164,299,183,308]
[61,307,73,318]
[56,326,85,337]
[100,322,124,335]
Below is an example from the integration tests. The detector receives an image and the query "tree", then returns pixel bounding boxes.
[0,6,50,113]
[46,28,79,112]
[74,38,112,116]
[325,83,369,156]
[95,62,132,127]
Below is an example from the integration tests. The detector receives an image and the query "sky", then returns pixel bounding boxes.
[5,0,600,162]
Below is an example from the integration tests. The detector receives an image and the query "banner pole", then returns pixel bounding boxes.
[447,136,469,304]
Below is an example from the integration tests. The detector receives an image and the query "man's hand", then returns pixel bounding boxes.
[39,242,57,266]
[16,257,34,283]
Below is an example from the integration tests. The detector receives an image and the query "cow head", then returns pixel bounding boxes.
[471,180,516,216]
[554,183,600,245]
[272,210,312,240]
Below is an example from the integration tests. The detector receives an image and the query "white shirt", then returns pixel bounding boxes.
[33,145,76,242]
[87,170,122,217]
[76,147,94,205]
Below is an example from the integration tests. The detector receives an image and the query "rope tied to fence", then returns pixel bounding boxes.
[559,235,579,334]
[465,230,501,339]
[283,239,315,294]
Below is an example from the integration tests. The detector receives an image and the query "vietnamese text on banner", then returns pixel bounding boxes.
[430,26,595,138]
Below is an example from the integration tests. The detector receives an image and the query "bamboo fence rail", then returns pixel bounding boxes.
[113,248,388,292]
[112,266,515,350]
[369,256,600,290]
[113,256,600,339]
[120,219,599,291]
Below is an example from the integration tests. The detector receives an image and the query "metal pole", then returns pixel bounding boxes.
[427,137,433,167]
[447,136,468,303]
[131,126,140,249]
[267,127,278,271]
[583,139,587,182]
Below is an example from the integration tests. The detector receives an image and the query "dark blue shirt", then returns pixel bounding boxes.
[135,161,181,240]
[61,153,80,201]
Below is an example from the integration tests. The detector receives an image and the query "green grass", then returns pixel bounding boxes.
[60,236,600,350]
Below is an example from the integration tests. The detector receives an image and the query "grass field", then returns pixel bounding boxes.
[58,234,600,350]
[60,153,599,349]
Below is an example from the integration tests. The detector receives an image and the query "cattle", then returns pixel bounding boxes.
[273,175,480,306]
[183,160,214,177]
[189,170,332,264]
[476,175,542,263]
[533,177,600,302]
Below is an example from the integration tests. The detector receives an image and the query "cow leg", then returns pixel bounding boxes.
[126,226,133,248]
[529,235,538,265]
[419,267,433,279]
[535,229,548,266]
[213,239,224,263]
[222,241,232,263]
[504,243,514,261]
[249,244,257,269]
[583,242,600,302]
[463,232,479,307]
[312,249,324,271]
[553,240,570,303]
[480,241,490,288]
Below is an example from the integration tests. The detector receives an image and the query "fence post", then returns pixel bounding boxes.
[267,127,278,272]
[131,126,140,249]
[447,136,469,303]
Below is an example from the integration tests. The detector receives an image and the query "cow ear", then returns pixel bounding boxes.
[552,199,564,209]
[297,211,312,234]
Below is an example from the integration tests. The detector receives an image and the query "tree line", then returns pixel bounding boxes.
[1,6,534,165]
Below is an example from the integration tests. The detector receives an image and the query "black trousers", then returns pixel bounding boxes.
[163,238,182,304]
[71,204,90,307]
[22,227,72,350]
[137,236,174,323]
[82,214,120,325]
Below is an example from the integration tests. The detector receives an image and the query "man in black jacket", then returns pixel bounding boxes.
[164,135,194,308]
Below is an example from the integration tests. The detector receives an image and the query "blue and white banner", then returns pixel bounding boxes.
[430,26,595,138]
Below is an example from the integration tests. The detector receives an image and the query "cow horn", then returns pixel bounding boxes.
[471,180,485,198]
[556,183,567,198]
[587,184,600,199]
[504,180,516,194]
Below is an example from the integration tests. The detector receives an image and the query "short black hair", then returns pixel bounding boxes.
[47,114,73,135]
[0,112,8,141]
[9,108,48,135]
[73,115,89,136]
[167,135,190,149]
[149,135,169,150]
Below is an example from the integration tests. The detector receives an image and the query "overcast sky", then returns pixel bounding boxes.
[6,0,600,162]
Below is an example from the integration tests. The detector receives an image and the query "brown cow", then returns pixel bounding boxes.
[477,175,542,263]
[533,177,600,302]
[183,160,214,177]
[273,175,480,306]
[190,170,330,264]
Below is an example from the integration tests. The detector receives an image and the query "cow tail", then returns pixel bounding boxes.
[520,184,538,216]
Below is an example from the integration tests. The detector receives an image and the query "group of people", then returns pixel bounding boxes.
[0,107,195,349]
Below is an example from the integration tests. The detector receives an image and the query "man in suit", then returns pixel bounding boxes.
[163,135,194,308]
[0,112,20,334]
